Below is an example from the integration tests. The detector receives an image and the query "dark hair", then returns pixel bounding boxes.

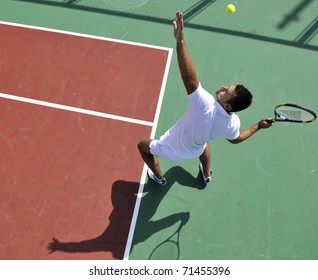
[228,84,253,112]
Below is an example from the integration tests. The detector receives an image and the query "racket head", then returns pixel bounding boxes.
[274,103,317,123]
[148,240,180,260]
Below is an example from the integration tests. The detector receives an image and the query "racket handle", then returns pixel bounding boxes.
[266,119,275,124]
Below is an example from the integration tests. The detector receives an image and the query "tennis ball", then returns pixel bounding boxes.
[226,4,236,14]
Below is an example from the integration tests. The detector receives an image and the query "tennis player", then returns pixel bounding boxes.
[138,11,273,185]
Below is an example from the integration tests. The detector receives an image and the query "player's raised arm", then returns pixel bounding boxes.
[173,11,199,95]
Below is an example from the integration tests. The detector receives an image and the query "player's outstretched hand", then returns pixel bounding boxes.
[258,118,274,129]
[173,11,184,42]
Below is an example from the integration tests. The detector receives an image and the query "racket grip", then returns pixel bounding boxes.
[266,119,275,124]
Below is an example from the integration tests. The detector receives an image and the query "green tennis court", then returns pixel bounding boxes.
[0,0,317,260]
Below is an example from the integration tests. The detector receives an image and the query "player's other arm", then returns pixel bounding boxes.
[173,11,199,95]
[228,118,273,144]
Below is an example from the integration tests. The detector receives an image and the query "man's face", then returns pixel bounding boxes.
[215,85,237,110]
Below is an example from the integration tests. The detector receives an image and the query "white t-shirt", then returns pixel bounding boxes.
[156,83,240,161]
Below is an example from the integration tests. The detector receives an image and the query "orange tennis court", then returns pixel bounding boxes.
[0,22,172,260]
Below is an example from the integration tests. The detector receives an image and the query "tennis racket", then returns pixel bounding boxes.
[268,103,316,124]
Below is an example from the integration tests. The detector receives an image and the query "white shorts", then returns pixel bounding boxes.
[149,140,183,162]
[149,140,206,162]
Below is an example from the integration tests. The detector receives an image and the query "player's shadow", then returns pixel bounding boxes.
[47,166,202,259]
[164,165,207,190]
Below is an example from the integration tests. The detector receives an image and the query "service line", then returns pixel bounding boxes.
[0,92,154,127]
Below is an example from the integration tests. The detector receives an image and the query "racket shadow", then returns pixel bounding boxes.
[131,166,201,259]
[147,212,189,260]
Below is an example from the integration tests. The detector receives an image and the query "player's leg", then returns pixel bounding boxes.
[137,139,164,179]
[199,143,212,182]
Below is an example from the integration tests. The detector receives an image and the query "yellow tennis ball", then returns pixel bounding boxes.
[226,4,236,14]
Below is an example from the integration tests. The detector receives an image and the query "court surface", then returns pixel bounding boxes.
[0,0,318,260]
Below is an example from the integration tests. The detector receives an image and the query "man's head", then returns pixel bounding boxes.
[215,84,253,113]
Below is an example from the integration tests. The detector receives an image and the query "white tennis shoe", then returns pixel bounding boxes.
[199,163,212,183]
[147,168,167,186]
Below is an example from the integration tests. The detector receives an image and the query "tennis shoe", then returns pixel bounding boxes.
[147,168,167,186]
[199,163,212,184]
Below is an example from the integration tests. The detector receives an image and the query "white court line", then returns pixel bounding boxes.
[0,21,173,128]
[123,41,173,261]
[0,20,174,259]
[0,92,154,127]
[0,21,172,52]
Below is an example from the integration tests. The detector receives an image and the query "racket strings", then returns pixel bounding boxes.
[276,107,315,122]
[149,240,179,260]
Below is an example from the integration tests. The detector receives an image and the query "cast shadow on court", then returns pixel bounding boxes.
[47,166,203,259]
[17,0,318,51]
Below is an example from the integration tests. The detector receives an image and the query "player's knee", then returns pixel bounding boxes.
[137,141,142,151]
[137,140,150,154]
[137,140,146,152]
